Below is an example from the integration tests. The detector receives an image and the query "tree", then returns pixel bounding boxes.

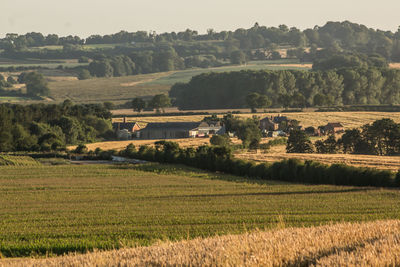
[315,135,338,154]
[149,94,171,113]
[230,50,246,65]
[131,97,146,113]
[286,129,314,153]
[246,93,260,113]
[338,129,363,154]
[23,72,50,97]
[210,134,231,147]
[77,69,91,80]
[235,118,262,148]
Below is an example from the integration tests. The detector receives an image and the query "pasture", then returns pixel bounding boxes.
[0,163,400,257]
[47,61,311,104]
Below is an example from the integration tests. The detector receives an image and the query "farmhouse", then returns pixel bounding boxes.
[323,122,344,134]
[112,117,141,140]
[260,115,288,131]
[139,122,225,139]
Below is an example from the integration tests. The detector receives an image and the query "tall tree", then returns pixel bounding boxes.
[131,97,146,113]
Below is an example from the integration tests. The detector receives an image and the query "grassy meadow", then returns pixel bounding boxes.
[47,61,311,104]
[0,163,400,257]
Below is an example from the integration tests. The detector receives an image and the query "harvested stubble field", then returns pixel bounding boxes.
[74,138,213,151]
[0,163,400,258]
[119,111,400,129]
[237,148,400,171]
[4,220,400,266]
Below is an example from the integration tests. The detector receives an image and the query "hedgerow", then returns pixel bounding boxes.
[120,141,398,188]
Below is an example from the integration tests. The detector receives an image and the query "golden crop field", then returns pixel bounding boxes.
[117,111,400,129]
[4,220,400,266]
[237,147,400,171]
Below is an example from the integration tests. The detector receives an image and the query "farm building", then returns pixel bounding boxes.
[112,118,141,132]
[139,122,225,139]
[322,122,344,134]
[112,118,141,140]
[260,115,288,131]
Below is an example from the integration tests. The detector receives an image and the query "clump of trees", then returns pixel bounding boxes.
[131,94,171,113]
[286,129,314,153]
[18,72,50,97]
[222,114,262,149]
[287,118,400,156]
[0,102,113,152]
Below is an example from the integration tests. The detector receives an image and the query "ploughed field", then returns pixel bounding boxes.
[1,163,400,257]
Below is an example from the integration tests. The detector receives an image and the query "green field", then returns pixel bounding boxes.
[48,61,310,104]
[1,163,399,257]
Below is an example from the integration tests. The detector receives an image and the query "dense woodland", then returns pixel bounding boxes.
[170,66,400,109]
[0,102,112,152]
[1,21,400,78]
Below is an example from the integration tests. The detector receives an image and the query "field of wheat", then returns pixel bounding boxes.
[0,163,399,258]
[4,220,399,266]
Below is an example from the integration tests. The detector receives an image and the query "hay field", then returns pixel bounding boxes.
[72,138,212,151]
[4,220,400,266]
[0,163,399,257]
[116,111,400,129]
[237,147,400,171]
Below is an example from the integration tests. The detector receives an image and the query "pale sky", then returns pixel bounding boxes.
[1,0,399,38]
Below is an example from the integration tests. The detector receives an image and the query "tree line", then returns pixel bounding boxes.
[109,141,399,188]
[2,21,400,61]
[170,67,400,110]
[0,102,113,152]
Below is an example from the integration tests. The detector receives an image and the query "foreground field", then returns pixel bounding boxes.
[4,220,400,266]
[0,163,400,257]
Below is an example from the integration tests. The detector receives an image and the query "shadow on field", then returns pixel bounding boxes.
[112,162,284,185]
[112,163,378,194]
[146,188,374,200]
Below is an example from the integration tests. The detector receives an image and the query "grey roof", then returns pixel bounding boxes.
[142,122,202,131]
[112,122,139,130]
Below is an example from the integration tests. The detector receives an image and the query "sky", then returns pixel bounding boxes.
[1,0,399,38]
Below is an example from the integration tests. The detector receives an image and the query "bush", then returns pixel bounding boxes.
[74,144,88,154]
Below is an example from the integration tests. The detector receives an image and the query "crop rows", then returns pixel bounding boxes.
[0,163,399,257]
[4,220,400,266]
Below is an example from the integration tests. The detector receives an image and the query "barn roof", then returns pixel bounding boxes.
[142,122,202,131]
[112,122,139,131]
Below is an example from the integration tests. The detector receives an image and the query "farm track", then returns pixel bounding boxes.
[3,220,400,266]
